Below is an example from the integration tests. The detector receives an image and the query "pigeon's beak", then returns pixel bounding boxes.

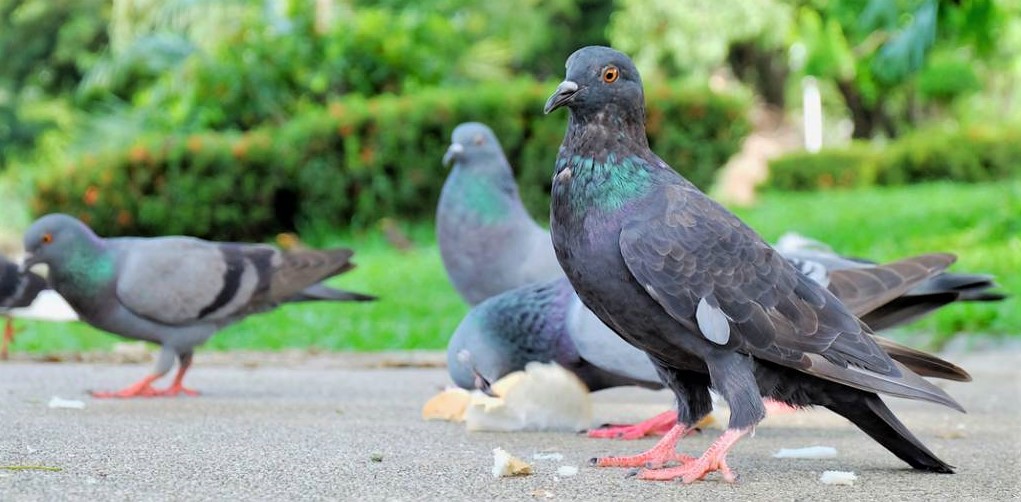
[474,373,497,397]
[19,253,40,274]
[544,80,579,114]
[442,143,464,168]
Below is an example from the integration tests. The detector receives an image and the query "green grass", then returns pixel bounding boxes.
[9,180,1018,354]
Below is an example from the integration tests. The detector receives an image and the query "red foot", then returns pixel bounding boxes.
[591,424,695,468]
[90,374,161,399]
[588,410,677,440]
[1,316,14,360]
[155,384,200,397]
[637,427,749,483]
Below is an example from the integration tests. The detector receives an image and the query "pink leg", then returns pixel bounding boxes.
[638,427,750,483]
[764,399,799,415]
[588,410,678,440]
[154,358,199,397]
[1,316,14,360]
[592,424,696,468]
[91,374,162,398]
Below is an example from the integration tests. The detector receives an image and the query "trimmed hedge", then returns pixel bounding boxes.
[767,125,1021,191]
[33,79,750,240]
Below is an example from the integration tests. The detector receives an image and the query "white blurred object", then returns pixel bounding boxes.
[773,446,838,459]
[465,362,592,433]
[556,465,579,477]
[819,470,857,485]
[802,76,823,153]
[491,448,532,478]
[48,396,86,409]
[8,290,78,322]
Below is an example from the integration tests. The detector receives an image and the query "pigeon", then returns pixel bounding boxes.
[777,232,1006,330]
[544,46,964,481]
[437,122,563,305]
[447,253,974,439]
[0,255,48,359]
[21,213,376,398]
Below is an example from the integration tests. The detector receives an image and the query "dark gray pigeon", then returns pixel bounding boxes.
[1,255,48,358]
[544,46,965,481]
[437,122,562,305]
[22,213,376,398]
[447,253,973,439]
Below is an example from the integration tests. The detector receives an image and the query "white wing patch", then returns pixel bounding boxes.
[696,297,731,345]
[790,257,830,287]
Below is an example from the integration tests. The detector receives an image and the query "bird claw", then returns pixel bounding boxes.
[154,385,200,397]
[587,410,678,440]
[90,385,160,399]
[636,456,737,484]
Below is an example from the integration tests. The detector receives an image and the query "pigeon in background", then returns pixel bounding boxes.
[447,253,974,439]
[437,122,562,305]
[0,255,48,359]
[22,213,376,398]
[544,46,964,481]
[777,232,1006,330]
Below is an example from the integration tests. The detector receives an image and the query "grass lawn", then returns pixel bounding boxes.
[8,180,1018,355]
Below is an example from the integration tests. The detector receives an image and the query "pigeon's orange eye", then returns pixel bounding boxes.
[41,233,53,244]
[601,65,619,84]
[473,134,485,146]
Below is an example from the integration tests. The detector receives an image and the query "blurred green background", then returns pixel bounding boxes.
[1,0,1017,354]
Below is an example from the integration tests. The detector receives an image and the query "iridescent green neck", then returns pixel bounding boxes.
[55,243,116,297]
[559,153,653,211]
[451,168,516,225]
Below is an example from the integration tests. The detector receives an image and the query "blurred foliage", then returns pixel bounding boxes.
[609,0,792,79]
[0,0,109,166]
[792,0,1005,138]
[32,80,750,240]
[767,124,1021,190]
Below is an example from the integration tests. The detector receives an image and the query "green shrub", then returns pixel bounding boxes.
[767,125,1021,191]
[766,145,880,190]
[33,80,750,240]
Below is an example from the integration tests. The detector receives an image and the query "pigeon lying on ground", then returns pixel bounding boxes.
[438,122,562,305]
[0,255,48,359]
[544,46,964,481]
[22,213,376,398]
[447,253,975,438]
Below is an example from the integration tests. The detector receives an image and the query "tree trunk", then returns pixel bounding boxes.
[836,79,898,139]
[727,42,789,109]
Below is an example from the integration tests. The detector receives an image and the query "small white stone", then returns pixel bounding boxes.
[556,465,579,477]
[819,470,857,485]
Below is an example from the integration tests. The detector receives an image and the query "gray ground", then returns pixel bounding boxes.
[1,350,1019,501]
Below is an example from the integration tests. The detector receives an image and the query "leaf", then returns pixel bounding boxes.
[872,0,938,84]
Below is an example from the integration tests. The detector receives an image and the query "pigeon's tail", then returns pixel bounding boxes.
[288,283,377,303]
[911,272,1006,302]
[269,247,376,302]
[862,272,1006,331]
[860,293,957,331]
[873,336,971,382]
[826,392,954,473]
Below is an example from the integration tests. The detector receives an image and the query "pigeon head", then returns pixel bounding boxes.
[22,213,102,272]
[442,122,508,171]
[446,312,511,395]
[544,46,645,124]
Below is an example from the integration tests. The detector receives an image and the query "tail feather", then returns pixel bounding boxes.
[288,283,377,303]
[861,293,958,331]
[910,272,1006,301]
[826,392,954,473]
[873,335,971,382]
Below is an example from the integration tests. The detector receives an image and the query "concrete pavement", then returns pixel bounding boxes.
[1,350,1019,501]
